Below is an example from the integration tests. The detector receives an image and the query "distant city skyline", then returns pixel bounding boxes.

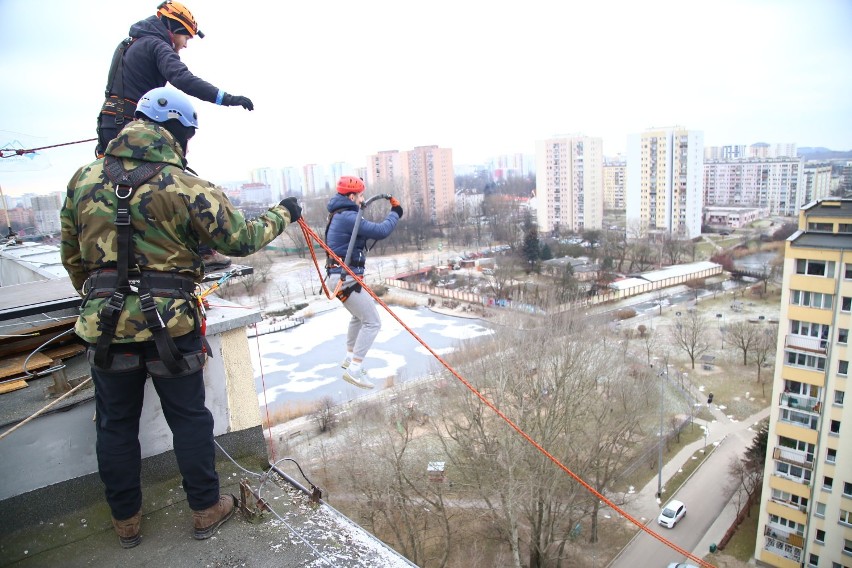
[1,0,851,198]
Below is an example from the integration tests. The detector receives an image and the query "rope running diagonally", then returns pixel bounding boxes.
[295,217,716,568]
[0,138,97,159]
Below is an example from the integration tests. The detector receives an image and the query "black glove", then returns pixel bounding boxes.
[222,93,254,111]
[391,205,403,219]
[280,197,302,223]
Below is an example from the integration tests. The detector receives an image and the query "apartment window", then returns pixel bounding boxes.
[791,320,830,338]
[844,296,852,312]
[785,350,826,371]
[840,329,849,344]
[791,290,833,308]
[776,461,812,483]
[779,407,819,430]
[796,259,835,277]
[807,553,818,567]
[836,390,846,405]
[831,420,841,435]
[845,482,852,497]
[824,476,834,491]
[846,263,852,279]
[844,539,852,556]
[841,224,852,233]
[808,222,833,232]
[816,502,827,518]
[840,360,849,375]
[842,509,852,526]
[815,529,826,543]
[827,448,837,464]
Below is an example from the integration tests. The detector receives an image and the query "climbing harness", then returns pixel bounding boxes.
[84,156,206,376]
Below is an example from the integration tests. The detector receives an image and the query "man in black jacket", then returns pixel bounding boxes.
[96,1,253,268]
[96,1,253,155]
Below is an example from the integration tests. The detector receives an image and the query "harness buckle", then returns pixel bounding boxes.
[104,291,126,312]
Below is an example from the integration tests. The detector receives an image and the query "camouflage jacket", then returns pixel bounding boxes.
[60,120,293,344]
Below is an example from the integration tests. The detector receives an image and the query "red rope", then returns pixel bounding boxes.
[295,217,716,568]
[0,137,97,158]
[254,323,275,463]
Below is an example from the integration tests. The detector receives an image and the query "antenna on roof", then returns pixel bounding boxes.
[0,184,19,245]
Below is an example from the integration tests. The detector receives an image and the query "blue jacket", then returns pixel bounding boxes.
[325,194,399,276]
[106,16,221,107]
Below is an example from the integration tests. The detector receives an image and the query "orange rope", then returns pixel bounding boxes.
[295,217,716,568]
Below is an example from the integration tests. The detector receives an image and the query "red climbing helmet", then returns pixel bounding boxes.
[337,176,365,195]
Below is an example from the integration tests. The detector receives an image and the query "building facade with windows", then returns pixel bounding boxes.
[703,158,804,216]
[755,198,852,568]
[603,158,626,210]
[626,127,703,238]
[535,136,604,234]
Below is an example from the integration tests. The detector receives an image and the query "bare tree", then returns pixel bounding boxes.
[311,396,337,433]
[726,321,761,365]
[752,329,777,396]
[727,420,767,514]
[669,310,711,369]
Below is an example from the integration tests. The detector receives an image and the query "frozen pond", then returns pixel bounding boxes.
[250,305,494,407]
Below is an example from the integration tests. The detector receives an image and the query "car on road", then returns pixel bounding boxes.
[657,499,686,528]
[666,564,698,568]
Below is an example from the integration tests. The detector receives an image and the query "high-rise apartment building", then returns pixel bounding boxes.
[704,158,804,215]
[755,198,852,568]
[251,167,284,201]
[31,193,62,235]
[626,127,703,238]
[367,147,455,223]
[705,145,747,161]
[802,164,834,204]
[366,150,410,194]
[407,145,455,223]
[302,164,326,197]
[603,158,626,210]
[534,136,603,234]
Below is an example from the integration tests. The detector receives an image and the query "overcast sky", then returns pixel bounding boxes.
[1,0,851,198]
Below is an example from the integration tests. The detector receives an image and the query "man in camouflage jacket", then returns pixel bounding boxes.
[60,86,301,547]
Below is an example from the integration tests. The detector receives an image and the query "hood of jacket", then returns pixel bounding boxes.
[129,15,171,43]
[327,193,358,214]
[105,119,186,168]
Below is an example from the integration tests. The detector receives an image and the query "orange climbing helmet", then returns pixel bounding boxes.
[157,1,204,38]
[337,176,365,195]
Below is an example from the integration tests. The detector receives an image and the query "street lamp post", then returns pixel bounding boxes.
[657,361,667,500]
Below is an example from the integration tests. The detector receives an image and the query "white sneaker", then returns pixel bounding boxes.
[342,368,374,389]
[341,358,351,369]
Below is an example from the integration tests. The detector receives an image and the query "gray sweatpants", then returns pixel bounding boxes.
[328,274,381,361]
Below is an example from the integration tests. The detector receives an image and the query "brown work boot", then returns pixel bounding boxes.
[201,250,232,271]
[112,510,142,549]
[192,494,237,540]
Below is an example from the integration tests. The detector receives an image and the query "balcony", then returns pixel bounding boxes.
[779,393,821,413]
[773,446,814,470]
[784,334,826,354]
[763,527,803,563]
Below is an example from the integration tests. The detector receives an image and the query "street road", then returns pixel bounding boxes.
[609,428,754,567]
